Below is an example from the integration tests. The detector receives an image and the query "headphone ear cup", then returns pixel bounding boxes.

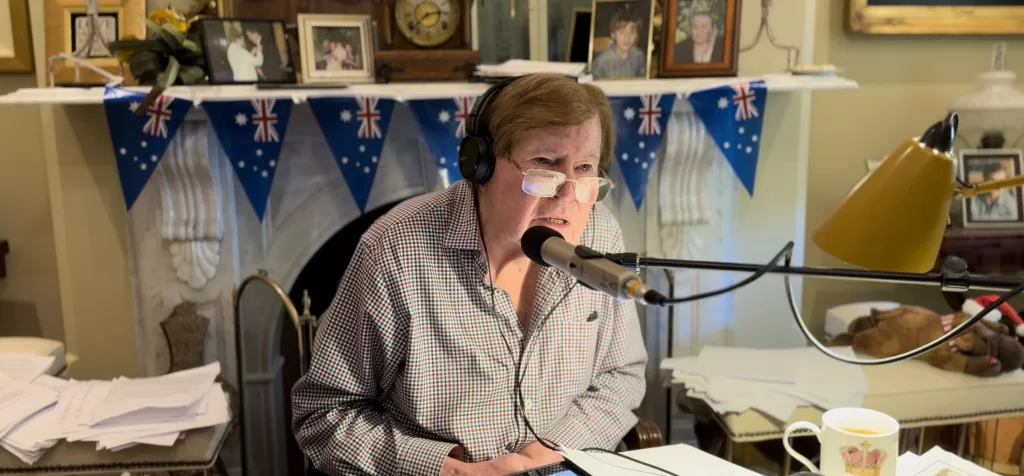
[459,135,495,185]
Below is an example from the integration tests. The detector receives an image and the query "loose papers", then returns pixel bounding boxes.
[0,360,230,464]
[662,346,869,421]
[897,447,1000,476]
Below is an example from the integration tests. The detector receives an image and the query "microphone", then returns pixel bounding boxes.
[521,226,668,306]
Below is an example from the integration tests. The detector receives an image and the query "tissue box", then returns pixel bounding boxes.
[824,301,900,341]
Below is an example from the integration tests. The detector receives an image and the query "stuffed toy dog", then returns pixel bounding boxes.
[829,305,1024,377]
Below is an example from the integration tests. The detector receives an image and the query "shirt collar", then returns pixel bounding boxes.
[442,180,484,250]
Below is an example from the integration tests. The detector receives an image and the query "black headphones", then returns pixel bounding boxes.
[458,77,519,185]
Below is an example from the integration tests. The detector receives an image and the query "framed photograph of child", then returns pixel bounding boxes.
[658,0,740,78]
[588,0,655,80]
[297,14,375,84]
[196,19,295,85]
[960,149,1024,229]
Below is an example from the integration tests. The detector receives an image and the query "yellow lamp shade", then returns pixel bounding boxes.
[812,129,958,273]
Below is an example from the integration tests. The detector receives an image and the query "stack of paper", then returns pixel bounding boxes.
[662,346,869,421]
[0,361,230,464]
[0,353,56,382]
[897,446,999,475]
[475,60,592,82]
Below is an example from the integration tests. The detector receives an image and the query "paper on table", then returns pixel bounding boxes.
[87,362,218,425]
[0,353,55,382]
[695,346,806,383]
[560,445,759,476]
[896,447,1000,476]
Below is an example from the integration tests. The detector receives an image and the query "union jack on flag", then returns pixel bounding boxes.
[308,95,397,213]
[102,88,192,210]
[637,94,663,136]
[609,93,677,210]
[356,96,383,139]
[251,98,280,142]
[688,80,769,196]
[142,95,174,138]
[203,97,295,221]
[406,95,480,187]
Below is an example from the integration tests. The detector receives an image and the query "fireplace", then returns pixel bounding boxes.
[278,200,403,475]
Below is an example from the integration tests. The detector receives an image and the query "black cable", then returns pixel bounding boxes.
[581,447,681,476]
[655,242,794,305]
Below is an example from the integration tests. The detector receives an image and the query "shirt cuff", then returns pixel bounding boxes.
[543,416,591,450]
[395,436,459,476]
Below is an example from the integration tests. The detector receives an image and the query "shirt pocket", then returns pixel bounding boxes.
[548,314,601,399]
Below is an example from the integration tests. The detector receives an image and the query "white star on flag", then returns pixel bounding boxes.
[718,97,728,109]
[235,113,248,126]
[624,108,636,120]
[438,110,451,123]
[341,110,352,122]
[129,101,140,112]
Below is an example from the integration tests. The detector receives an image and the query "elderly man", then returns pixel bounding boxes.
[292,73,648,476]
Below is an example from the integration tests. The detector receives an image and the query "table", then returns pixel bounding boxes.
[668,356,1024,475]
[0,422,229,474]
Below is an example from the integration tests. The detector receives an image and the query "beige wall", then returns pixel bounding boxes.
[803,1,1024,329]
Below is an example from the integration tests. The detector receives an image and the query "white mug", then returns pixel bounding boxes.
[782,407,899,476]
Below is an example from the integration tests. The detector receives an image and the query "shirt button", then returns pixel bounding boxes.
[524,399,533,410]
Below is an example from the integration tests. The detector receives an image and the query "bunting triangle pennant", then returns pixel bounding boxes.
[688,80,768,196]
[609,93,677,210]
[406,96,477,187]
[102,88,192,210]
[203,97,294,221]
[307,96,396,213]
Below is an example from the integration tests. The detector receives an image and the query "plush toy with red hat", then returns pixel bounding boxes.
[962,294,1024,340]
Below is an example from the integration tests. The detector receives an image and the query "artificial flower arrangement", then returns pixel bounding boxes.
[107,4,212,109]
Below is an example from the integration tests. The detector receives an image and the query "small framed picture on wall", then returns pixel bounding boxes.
[588,0,655,80]
[960,148,1024,228]
[297,14,375,84]
[658,0,740,78]
[196,19,296,85]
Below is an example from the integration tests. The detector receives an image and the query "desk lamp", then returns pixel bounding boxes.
[608,112,1024,365]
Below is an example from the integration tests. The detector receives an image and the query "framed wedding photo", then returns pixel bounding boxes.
[297,14,375,84]
[588,0,655,80]
[196,19,295,85]
[659,0,740,78]
[960,149,1024,229]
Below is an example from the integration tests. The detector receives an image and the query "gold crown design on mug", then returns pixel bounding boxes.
[839,440,888,476]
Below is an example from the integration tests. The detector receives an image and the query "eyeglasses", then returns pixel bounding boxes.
[510,159,614,203]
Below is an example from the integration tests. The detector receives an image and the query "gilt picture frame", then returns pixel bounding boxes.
[587,0,656,81]
[44,0,145,85]
[658,0,741,78]
[0,0,35,73]
[297,14,375,84]
[847,0,1024,35]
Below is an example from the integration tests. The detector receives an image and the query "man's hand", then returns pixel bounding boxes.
[442,454,533,475]
[518,441,564,466]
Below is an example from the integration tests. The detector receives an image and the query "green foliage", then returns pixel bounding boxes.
[107,20,207,87]
[675,0,725,43]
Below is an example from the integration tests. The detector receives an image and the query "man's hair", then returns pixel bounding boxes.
[609,7,643,35]
[983,162,1007,179]
[483,73,614,174]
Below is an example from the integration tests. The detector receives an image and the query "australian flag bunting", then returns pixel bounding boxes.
[103,88,192,210]
[688,80,768,196]
[308,96,396,213]
[406,96,477,187]
[609,94,677,210]
[203,97,294,221]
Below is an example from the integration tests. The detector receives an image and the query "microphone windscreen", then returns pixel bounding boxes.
[521,226,564,267]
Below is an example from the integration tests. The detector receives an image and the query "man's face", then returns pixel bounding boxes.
[692,15,712,43]
[612,22,638,51]
[478,116,603,248]
[986,169,1007,199]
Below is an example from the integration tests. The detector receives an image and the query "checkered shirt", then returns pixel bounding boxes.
[291,180,648,476]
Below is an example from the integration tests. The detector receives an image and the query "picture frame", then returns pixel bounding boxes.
[587,0,655,81]
[566,8,592,63]
[658,0,740,78]
[0,0,34,73]
[297,14,375,85]
[44,0,145,85]
[847,0,1024,35]
[960,148,1024,229]
[195,18,296,85]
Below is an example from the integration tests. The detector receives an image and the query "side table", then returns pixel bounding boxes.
[0,422,229,474]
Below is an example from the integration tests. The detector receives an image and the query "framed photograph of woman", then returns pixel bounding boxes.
[658,0,740,78]
[587,0,655,80]
[960,149,1024,228]
[196,19,295,85]
[297,14,375,84]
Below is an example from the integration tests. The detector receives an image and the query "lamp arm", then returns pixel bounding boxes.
[956,173,1024,199]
